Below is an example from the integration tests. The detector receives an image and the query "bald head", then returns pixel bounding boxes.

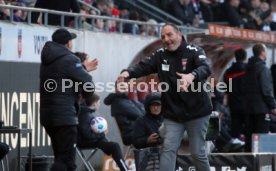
[252,43,267,60]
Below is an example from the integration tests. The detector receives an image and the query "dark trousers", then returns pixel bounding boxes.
[79,138,128,171]
[44,125,77,171]
[230,111,246,138]
[244,114,270,152]
[98,141,129,171]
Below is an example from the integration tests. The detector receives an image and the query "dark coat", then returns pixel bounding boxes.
[169,0,195,25]
[40,41,93,127]
[221,2,243,27]
[104,93,145,145]
[244,56,276,114]
[126,40,212,122]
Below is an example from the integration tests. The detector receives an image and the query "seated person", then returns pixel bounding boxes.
[77,93,129,171]
[132,92,163,149]
[0,142,9,160]
[104,83,145,145]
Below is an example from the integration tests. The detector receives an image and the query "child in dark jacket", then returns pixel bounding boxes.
[77,93,129,171]
[132,92,163,149]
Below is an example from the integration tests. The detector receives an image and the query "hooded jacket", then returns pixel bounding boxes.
[40,41,93,127]
[104,93,145,145]
[244,56,276,114]
[132,93,163,149]
[126,39,212,122]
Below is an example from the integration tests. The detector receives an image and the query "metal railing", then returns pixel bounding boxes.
[77,0,101,15]
[136,0,183,25]
[121,0,183,25]
[0,4,207,36]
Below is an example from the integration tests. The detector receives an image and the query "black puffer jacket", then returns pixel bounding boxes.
[244,56,276,114]
[104,93,145,145]
[77,105,105,147]
[132,93,163,149]
[40,41,93,127]
[126,40,212,122]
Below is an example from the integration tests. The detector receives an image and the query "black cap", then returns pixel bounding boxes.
[144,92,161,113]
[52,28,77,45]
[150,99,161,105]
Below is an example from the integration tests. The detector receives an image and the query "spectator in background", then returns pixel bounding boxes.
[83,0,95,6]
[106,0,119,32]
[246,0,271,30]
[77,93,129,171]
[270,1,276,30]
[221,0,244,27]
[118,3,129,19]
[197,0,214,22]
[140,19,158,37]
[123,10,140,35]
[160,0,174,12]
[260,1,270,12]
[79,0,97,29]
[13,9,26,22]
[104,83,145,146]
[93,18,106,32]
[224,48,247,139]
[169,0,199,27]
[259,1,272,31]
[31,0,80,26]
[0,0,10,20]
[18,0,36,7]
[132,92,163,149]
[94,0,109,15]
[243,43,276,152]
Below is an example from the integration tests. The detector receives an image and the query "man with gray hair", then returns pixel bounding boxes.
[117,23,212,171]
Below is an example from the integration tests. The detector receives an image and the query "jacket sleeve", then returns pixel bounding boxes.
[126,51,160,78]
[116,100,144,120]
[259,68,276,109]
[191,46,211,81]
[64,56,94,97]
[132,118,148,149]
